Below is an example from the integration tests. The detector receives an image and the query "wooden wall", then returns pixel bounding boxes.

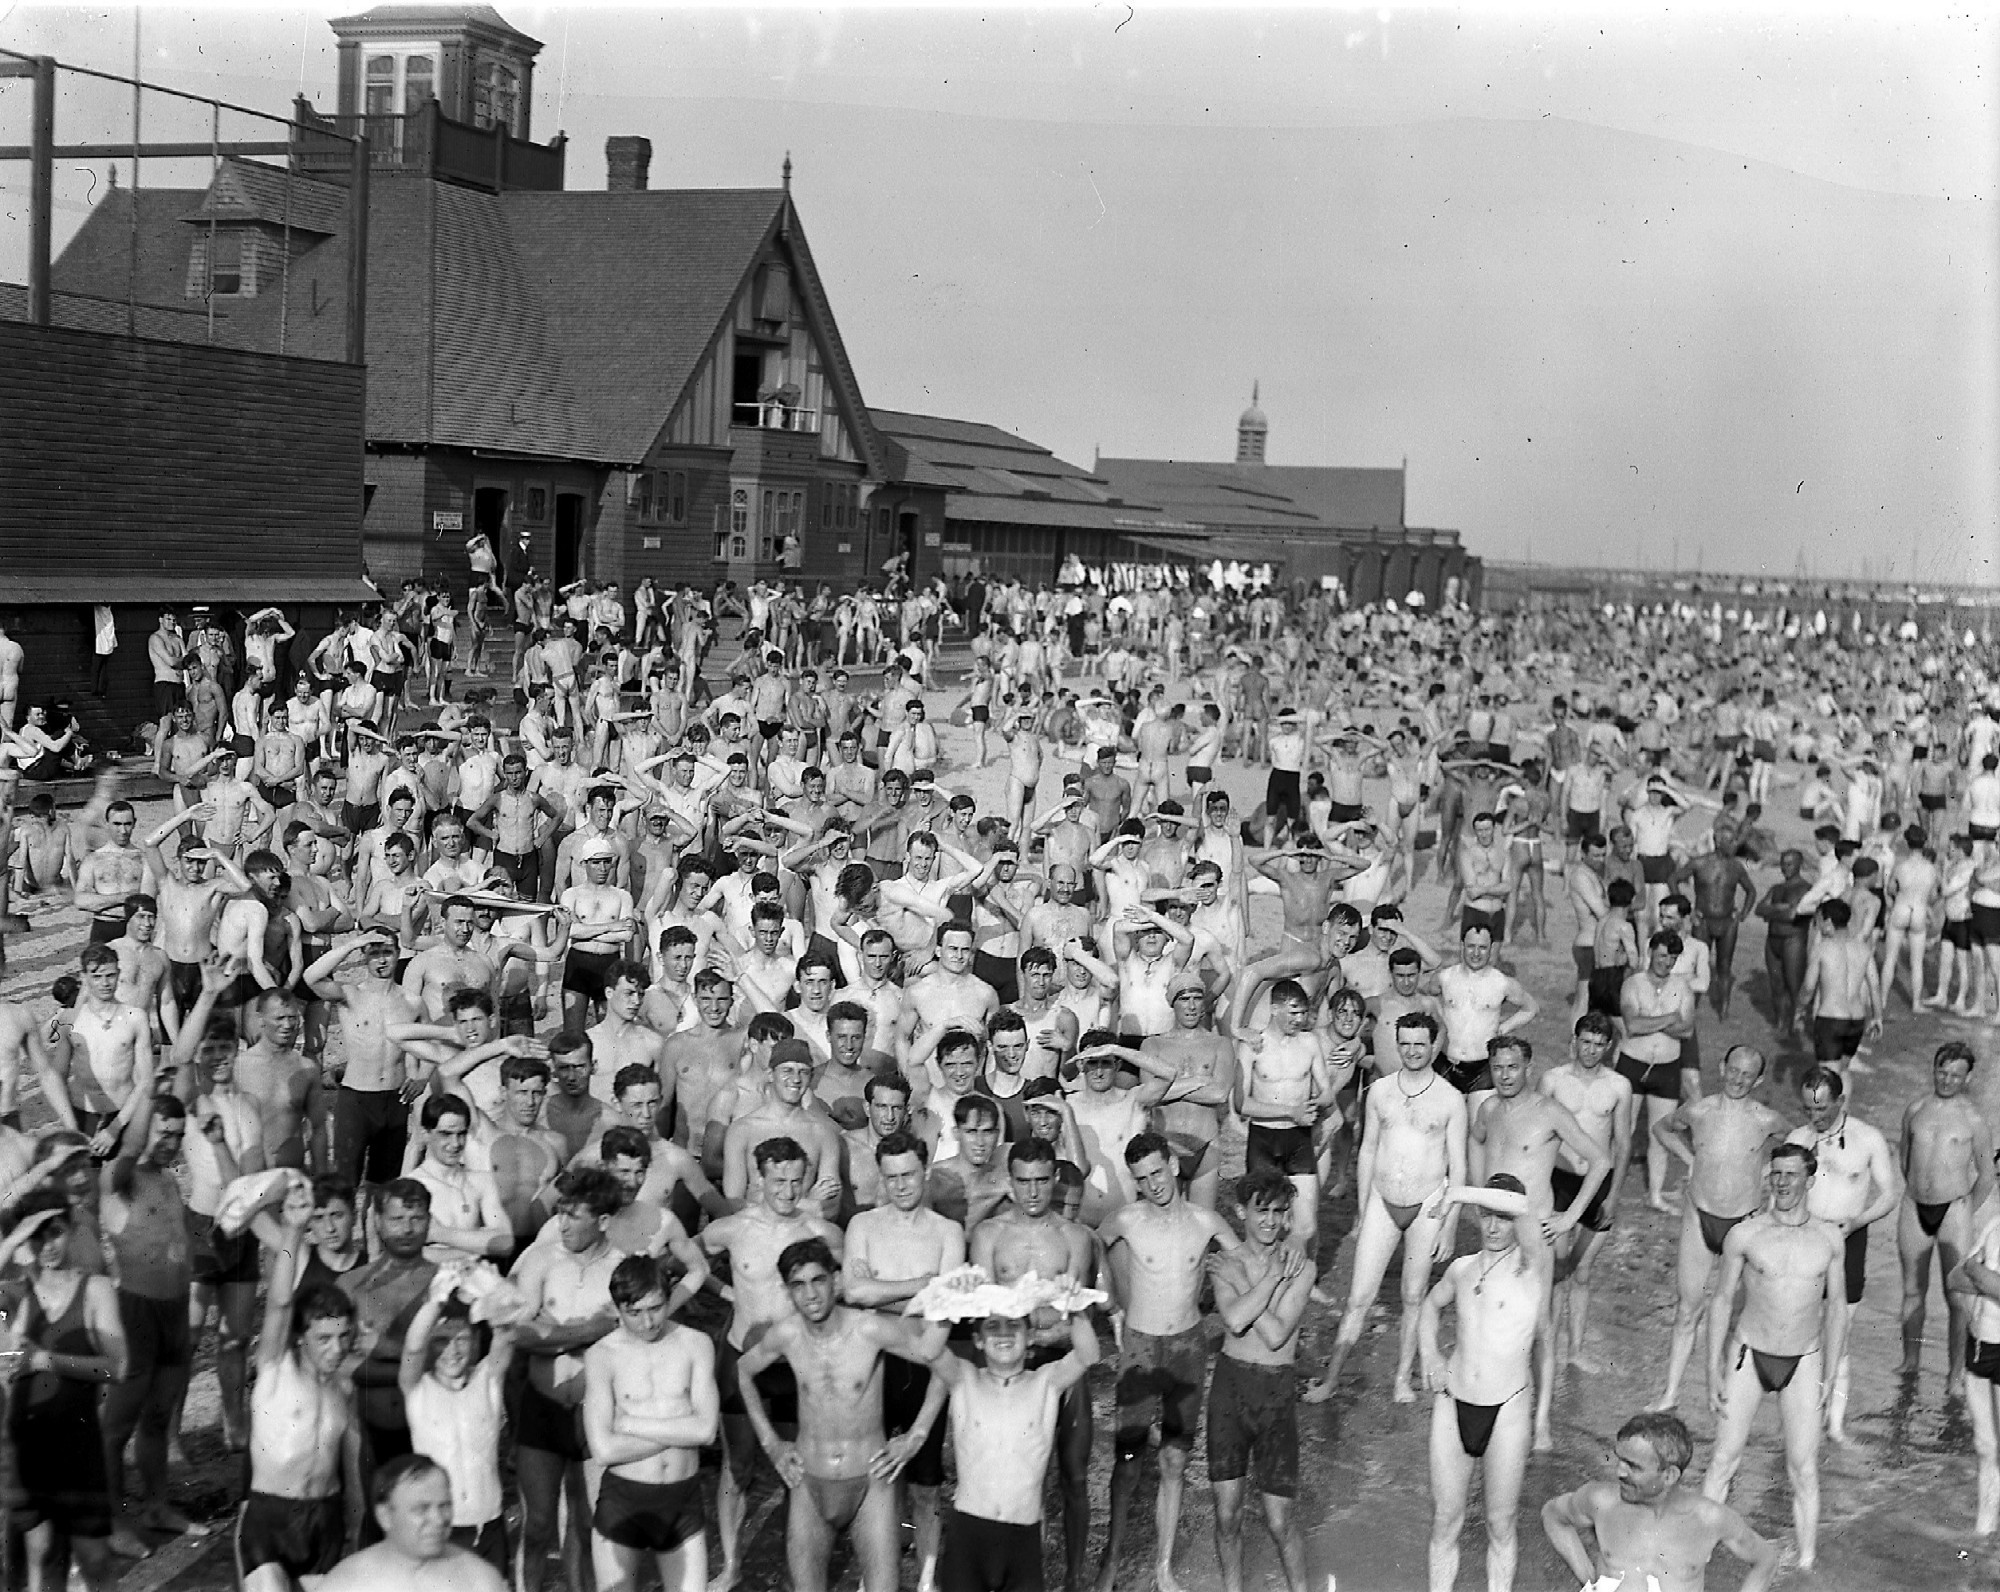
[0,320,366,585]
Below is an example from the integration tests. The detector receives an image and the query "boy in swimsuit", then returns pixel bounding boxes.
[1900,1040,1994,1392]
[736,1237,945,1592]
[580,1254,719,1592]
[1650,1045,1789,1412]
[1700,1143,1847,1571]
[1306,1010,1466,1405]
[1419,1175,1549,1592]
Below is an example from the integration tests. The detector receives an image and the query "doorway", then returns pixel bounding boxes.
[555,494,587,587]
[473,487,510,581]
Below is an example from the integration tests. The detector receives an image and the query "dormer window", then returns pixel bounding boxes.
[207,232,241,297]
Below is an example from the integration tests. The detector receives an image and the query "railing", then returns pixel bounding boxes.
[731,402,821,434]
[291,97,565,192]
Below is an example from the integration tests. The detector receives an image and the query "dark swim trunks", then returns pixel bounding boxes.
[1615,1051,1680,1102]
[1696,1206,1748,1257]
[1843,1226,1867,1306]
[1453,1389,1522,1459]
[1968,1335,2000,1384]
[1916,1200,1953,1239]
[1738,1342,1803,1394]
[1205,1356,1299,1498]
[593,1471,704,1554]
[1550,1167,1613,1235]
[1245,1123,1317,1179]
[1436,1056,1494,1095]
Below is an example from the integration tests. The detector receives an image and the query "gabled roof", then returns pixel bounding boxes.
[180,158,346,235]
[502,188,783,464]
[24,165,882,472]
[1095,457,1406,532]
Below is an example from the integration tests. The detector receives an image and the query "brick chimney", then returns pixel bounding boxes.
[606,136,652,192]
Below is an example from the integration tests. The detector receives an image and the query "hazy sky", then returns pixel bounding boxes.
[1,2,1994,581]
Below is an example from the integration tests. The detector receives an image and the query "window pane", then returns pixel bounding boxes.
[366,55,395,77]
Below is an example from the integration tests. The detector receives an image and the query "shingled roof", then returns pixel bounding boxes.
[1095,457,1407,533]
[501,188,785,465]
[180,158,347,235]
[20,164,877,471]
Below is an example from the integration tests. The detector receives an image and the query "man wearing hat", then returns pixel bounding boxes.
[557,835,639,1033]
[1140,972,1238,1209]
[1089,821,1154,955]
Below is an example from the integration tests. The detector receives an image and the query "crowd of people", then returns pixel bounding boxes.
[0,561,1996,1592]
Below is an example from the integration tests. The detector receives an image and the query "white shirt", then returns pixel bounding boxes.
[406,1357,506,1526]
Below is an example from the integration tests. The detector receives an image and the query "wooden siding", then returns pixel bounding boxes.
[362,453,432,588]
[0,319,365,587]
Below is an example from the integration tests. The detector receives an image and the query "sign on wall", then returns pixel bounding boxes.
[433,510,465,532]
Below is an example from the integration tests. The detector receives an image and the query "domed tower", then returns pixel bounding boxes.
[1235,382,1268,465]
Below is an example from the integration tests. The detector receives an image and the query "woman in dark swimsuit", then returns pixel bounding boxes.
[3,1189,129,1586]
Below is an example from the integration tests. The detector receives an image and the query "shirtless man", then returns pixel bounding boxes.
[399,895,500,1023]
[1096,1131,1242,1592]
[926,1308,1101,1592]
[1619,932,1697,1210]
[1436,924,1538,1116]
[558,839,638,1031]
[1797,898,1882,1076]
[580,1254,719,1592]
[1539,1013,1635,1369]
[1541,1412,1776,1592]
[1232,977,1332,1266]
[1700,1143,1847,1570]
[1785,1065,1899,1444]
[240,1194,363,1592]
[1471,1036,1609,1450]
[1140,977,1237,1208]
[1669,838,1757,1019]
[661,969,746,1174]
[1900,1040,1994,1391]
[722,1041,845,1213]
[898,922,1001,1068]
[235,989,324,1171]
[1306,1011,1466,1406]
[1454,810,1514,942]
[586,960,672,1105]
[1880,826,1940,1011]
[738,1237,943,1592]
[972,1136,1099,1592]
[1369,947,1445,1080]
[1010,946,1082,1080]
[108,897,172,1043]
[306,933,422,1196]
[843,1130,965,1587]
[73,800,153,948]
[1251,843,1346,993]
[69,943,155,1150]
[1420,1176,1549,1592]
[1112,903,1196,1039]
[700,1135,844,1592]
[1566,832,1610,1021]
[1206,1171,1312,1592]
[1651,1046,1789,1412]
